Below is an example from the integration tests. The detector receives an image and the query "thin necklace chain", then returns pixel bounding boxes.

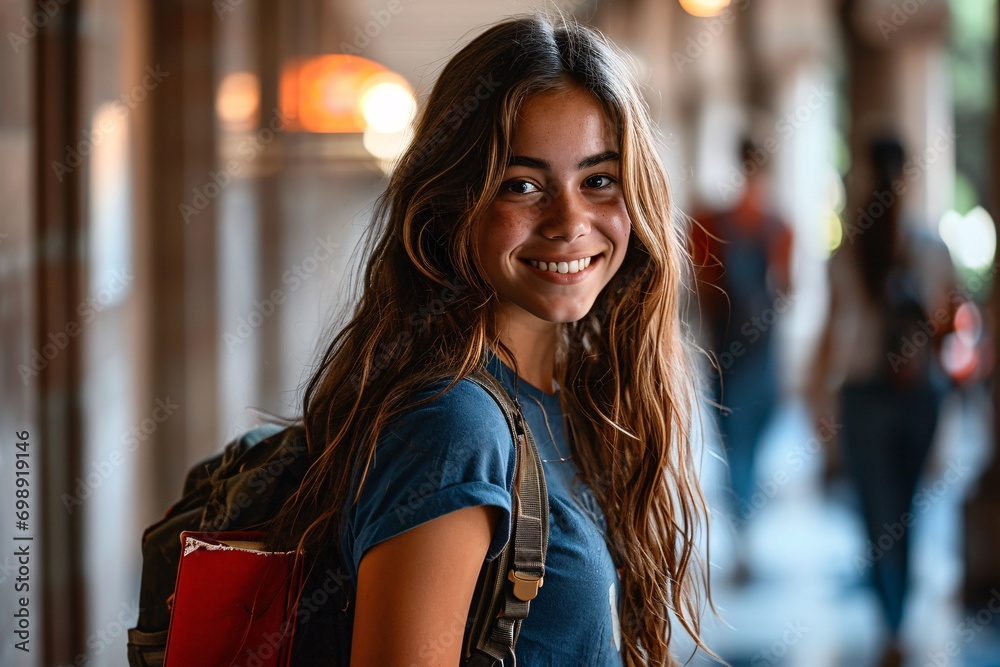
[522,391,573,463]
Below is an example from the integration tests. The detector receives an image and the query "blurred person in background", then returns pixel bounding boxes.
[691,137,793,584]
[809,134,957,667]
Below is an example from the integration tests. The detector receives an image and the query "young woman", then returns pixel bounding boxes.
[269,14,711,666]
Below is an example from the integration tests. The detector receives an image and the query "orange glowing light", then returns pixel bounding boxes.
[678,0,731,18]
[280,54,412,133]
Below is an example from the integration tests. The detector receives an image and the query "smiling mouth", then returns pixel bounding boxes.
[521,254,599,275]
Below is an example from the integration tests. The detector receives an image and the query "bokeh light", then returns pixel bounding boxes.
[938,206,997,270]
[822,168,846,256]
[678,0,732,18]
[280,54,398,133]
[216,72,260,132]
[360,77,417,133]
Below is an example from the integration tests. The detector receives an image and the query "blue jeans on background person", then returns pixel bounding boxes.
[715,341,780,529]
[838,379,943,636]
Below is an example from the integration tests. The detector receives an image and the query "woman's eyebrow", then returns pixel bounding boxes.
[508,150,620,171]
[577,150,619,169]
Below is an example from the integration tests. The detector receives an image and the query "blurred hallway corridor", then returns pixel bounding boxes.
[684,388,1000,667]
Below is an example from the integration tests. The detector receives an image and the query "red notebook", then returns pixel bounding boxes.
[163,531,303,667]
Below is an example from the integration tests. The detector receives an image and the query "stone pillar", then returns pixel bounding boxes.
[253,0,287,415]
[962,0,1000,612]
[840,0,952,229]
[33,2,87,662]
[147,0,219,504]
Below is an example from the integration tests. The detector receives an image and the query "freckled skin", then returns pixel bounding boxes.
[476,86,632,329]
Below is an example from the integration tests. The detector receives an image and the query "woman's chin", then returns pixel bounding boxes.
[497,294,603,326]
[533,303,600,324]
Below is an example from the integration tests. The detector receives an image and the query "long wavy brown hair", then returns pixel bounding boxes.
[267,13,713,666]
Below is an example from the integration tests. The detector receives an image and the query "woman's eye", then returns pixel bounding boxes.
[585,174,616,189]
[504,180,540,195]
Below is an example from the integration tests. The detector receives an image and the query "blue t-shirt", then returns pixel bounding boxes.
[340,352,625,664]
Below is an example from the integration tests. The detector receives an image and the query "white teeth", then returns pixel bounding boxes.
[528,256,595,274]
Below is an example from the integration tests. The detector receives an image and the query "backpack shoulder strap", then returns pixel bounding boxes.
[462,366,549,665]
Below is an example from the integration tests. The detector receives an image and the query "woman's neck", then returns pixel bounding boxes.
[495,313,559,396]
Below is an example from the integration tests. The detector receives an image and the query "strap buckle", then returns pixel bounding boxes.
[507,569,543,601]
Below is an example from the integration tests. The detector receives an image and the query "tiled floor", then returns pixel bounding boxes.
[671,385,1000,667]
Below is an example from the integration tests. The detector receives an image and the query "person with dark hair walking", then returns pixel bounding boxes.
[810,134,957,667]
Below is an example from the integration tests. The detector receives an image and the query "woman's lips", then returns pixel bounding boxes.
[526,255,592,274]
[520,253,602,284]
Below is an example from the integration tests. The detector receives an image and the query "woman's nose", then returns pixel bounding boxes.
[538,186,592,243]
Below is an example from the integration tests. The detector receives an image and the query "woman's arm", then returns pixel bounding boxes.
[351,505,502,667]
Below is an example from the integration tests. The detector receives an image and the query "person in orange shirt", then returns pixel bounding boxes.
[692,138,793,582]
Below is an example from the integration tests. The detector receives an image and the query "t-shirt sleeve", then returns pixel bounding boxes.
[345,378,517,579]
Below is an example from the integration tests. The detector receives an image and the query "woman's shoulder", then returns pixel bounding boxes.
[376,374,517,461]
[390,374,513,427]
[344,374,520,576]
